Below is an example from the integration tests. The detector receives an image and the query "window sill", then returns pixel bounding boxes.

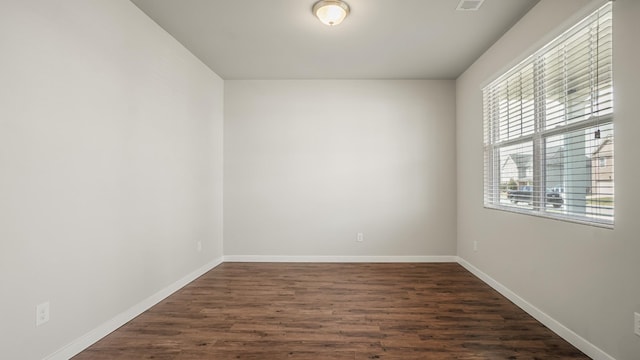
[483,204,614,229]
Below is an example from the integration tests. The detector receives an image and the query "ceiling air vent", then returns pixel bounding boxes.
[456,0,484,11]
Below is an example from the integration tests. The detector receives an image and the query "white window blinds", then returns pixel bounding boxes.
[483,2,613,227]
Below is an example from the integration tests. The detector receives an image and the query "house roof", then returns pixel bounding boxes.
[592,136,613,156]
[503,153,532,170]
[500,145,587,170]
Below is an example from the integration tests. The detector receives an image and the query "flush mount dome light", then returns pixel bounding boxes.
[313,0,350,26]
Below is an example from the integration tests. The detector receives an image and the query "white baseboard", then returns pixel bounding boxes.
[223,255,458,263]
[457,257,615,360]
[45,257,224,360]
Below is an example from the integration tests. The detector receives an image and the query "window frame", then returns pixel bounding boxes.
[482,2,614,228]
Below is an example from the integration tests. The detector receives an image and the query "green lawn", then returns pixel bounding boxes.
[587,197,614,206]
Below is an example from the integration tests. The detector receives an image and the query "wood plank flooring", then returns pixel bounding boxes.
[74,262,590,359]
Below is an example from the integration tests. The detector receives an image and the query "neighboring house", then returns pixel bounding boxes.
[501,146,591,192]
[501,153,532,186]
[591,137,614,197]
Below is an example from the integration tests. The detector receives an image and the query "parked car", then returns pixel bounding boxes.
[507,185,563,208]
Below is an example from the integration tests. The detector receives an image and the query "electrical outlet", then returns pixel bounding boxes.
[473,240,478,252]
[36,302,50,327]
[356,233,364,242]
[634,312,640,337]
[197,241,202,252]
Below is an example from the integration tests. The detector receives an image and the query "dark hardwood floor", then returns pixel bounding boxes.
[74,262,590,359]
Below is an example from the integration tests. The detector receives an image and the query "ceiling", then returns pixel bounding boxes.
[130,0,539,80]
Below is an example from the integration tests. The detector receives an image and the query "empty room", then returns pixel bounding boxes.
[1,0,639,359]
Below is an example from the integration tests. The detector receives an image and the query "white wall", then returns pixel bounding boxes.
[0,1,224,359]
[224,80,456,258]
[456,0,640,359]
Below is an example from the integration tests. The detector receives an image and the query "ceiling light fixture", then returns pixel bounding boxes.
[313,0,350,26]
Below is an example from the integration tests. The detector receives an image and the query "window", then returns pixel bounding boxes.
[483,2,613,227]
